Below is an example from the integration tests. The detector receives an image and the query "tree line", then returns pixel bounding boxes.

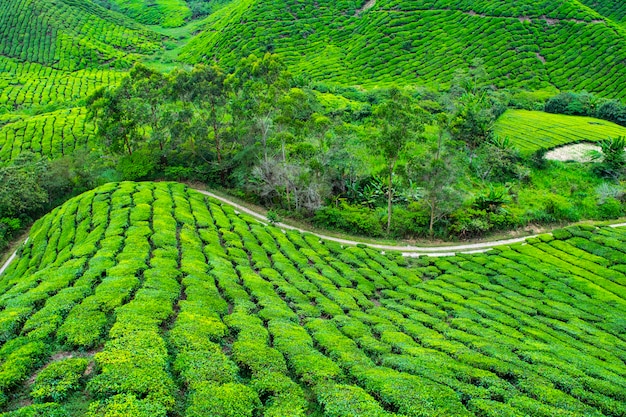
[0,54,614,247]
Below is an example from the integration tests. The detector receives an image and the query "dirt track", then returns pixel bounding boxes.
[195,189,626,257]
[1,188,624,277]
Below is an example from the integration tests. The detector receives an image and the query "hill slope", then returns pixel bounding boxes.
[494,110,626,153]
[0,0,161,71]
[181,0,626,97]
[0,108,94,161]
[106,0,192,28]
[0,0,164,115]
[579,0,626,25]
[0,0,166,163]
[0,181,624,416]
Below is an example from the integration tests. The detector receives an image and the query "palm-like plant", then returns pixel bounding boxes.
[590,136,626,179]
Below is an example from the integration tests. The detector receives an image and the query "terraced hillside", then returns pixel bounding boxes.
[0,108,95,161]
[0,0,165,163]
[0,0,161,71]
[0,0,164,114]
[0,181,624,416]
[494,110,626,153]
[579,0,626,25]
[181,0,626,96]
[107,0,192,28]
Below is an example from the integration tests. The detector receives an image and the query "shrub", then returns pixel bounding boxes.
[86,394,166,417]
[317,383,392,417]
[30,358,89,402]
[186,382,260,417]
[0,403,70,417]
[117,150,158,181]
[314,204,384,237]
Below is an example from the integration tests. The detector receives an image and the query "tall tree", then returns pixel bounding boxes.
[228,53,291,161]
[373,87,427,233]
[88,64,167,156]
[172,65,230,178]
[408,113,464,236]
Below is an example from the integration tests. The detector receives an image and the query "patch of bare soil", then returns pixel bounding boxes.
[355,0,376,16]
[545,143,600,162]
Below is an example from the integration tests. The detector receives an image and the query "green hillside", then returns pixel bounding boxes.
[0,0,161,71]
[0,0,166,115]
[0,58,127,111]
[579,0,626,25]
[494,110,626,153]
[107,0,192,28]
[0,181,624,416]
[180,0,626,96]
[0,108,94,161]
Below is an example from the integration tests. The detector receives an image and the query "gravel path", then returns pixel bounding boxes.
[195,189,626,256]
[1,188,624,278]
[0,238,27,277]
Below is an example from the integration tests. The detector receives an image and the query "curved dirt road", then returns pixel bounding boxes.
[1,188,625,277]
[195,189,626,257]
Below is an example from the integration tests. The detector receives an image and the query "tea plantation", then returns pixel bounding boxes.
[0,108,94,161]
[180,0,626,96]
[0,181,624,416]
[494,110,626,154]
[106,0,192,28]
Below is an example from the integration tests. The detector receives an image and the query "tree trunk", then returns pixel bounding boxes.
[429,196,436,237]
[387,164,393,234]
[124,135,132,156]
[213,124,225,184]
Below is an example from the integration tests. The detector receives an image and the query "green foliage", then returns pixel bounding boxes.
[180,0,626,97]
[314,203,384,237]
[0,181,625,416]
[317,383,393,417]
[86,394,166,417]
[30,358,89,402]
[186,382,260,417]
[108,0,191,27]
[0,403,69,417]
[592,136,626,179]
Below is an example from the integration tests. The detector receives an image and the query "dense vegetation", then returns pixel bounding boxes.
[0,181,625,416]
[79,58,626,241]
[579,0,626,25]
[0,0,161,72]
[181,0,626,97]
[103,0,191,28]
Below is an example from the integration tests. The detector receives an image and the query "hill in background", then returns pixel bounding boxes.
[181,0,626,97]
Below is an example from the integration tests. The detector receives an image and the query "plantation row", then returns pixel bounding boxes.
[109,0,192,28]
[182,0,626,96]
[0,57,126,110]
[494,110,626,153]
[579,0,626,25]
[0,108,94,161]
[0,182,624,416]
[380,0,604,20]
[0,0,161,71]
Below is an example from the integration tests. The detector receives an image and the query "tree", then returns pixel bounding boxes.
[172,64,230,183]
[447,60,501,151]
[88,64,167,156]
[450,91,495,150]
[229,54,291,162]
[373,87,427,233]
[408,114,464,236]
